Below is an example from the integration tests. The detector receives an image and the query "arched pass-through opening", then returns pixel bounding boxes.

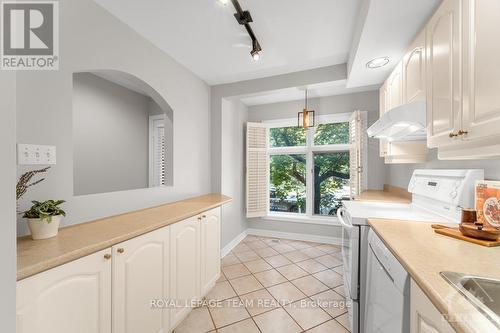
[72,70,173,196]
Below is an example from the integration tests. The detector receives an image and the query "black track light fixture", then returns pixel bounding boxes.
[222,0,262,61]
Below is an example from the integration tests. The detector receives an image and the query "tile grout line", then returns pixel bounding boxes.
[218,266,264,333]
[234,237,345,331]
[214,236,347,332]
[249,240,334,332]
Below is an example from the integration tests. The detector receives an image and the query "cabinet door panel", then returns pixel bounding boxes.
[426,0,461,147]
[388,62,403,110]
[113,227,170,333]
[410,280,455,333]
[404,31,426,103]
[17,249,112,333]
[379,83,389,157]
[201,208,221,296]
[170,216,200,328]
[462,0,500,141]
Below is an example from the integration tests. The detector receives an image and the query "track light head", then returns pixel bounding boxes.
[250,39,261,61]
[224,0,263,62]
[251,49,260,61]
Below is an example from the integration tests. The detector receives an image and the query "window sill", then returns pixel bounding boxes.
[261,213,341,226]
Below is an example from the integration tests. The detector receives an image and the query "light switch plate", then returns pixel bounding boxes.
[17,144,56,165]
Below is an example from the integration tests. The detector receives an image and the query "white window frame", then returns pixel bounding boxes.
[265,112,352,224]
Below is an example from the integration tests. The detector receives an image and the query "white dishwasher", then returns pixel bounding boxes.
[364,229,410,333]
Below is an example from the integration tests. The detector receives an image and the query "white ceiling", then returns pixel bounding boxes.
[346,0,441,87]
[94,0,441,103]
[94,0,361,85]
[239,80,378,106]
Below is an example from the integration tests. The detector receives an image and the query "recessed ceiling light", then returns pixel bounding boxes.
[217,0,230,6]
[366,57,390,69]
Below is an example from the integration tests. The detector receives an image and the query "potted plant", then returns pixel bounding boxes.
[23,200,66,240]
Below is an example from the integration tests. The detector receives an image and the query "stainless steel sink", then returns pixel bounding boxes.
[440,271,500,329]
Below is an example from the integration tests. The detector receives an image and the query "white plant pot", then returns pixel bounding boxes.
[27,215,62,240]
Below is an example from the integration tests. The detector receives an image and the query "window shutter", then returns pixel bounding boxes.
[246,122,268,218]
[151,117,166,186]
[349,111,368,198]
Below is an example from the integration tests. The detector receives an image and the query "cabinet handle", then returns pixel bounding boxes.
[449,132,458,138]
[198,216,202,221]
[458,130,468,136]
[104,253,112,260]
[117,248,125,254]
[202,215,207,218]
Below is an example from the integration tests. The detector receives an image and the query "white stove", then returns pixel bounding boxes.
[337,169,484,333]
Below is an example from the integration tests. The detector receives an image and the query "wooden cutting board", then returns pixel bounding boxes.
[431,224,500,247]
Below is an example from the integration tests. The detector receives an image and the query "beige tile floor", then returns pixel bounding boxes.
[174,235,350,333]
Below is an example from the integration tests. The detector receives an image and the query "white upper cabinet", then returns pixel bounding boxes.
[379,82,389,157]
[378,34,427,164]
[387,61,403,110]
[170,216,201,328]
[426,0,462,148]
[461,0,500,142]
[112,226,170,333]
[200,207,221,296]
[403,30,426,104]
[17,249,112,333]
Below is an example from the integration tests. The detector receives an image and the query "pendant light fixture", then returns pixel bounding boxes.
[298,90,315,128]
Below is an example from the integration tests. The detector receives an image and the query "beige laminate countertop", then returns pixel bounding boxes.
[17,193,232,281]
[369,218,500,333]
[355,189,411,203]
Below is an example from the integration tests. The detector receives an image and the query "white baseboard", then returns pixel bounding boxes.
[220,228,342,258]
[220,230,247,258]
[246,228,342,246]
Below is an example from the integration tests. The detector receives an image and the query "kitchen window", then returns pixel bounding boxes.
[246,112,367,222]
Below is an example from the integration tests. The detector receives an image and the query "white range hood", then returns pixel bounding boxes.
[367,101,426,141]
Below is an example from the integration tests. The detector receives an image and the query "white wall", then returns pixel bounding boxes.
[221,99,249,247]
[386,149,500,188]
[0,70,17,332]
[246,91,383,238]
[16,0,211,236]
[73,73,150,195]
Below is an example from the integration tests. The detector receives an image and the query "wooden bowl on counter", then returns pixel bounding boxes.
[459,223,500,241]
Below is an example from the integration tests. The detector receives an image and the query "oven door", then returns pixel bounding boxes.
[337,206,359,300]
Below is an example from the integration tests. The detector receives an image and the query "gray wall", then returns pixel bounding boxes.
[246,91,383,239]
[16,0,211,236]
[221,99,249,247]
[386,149,500,188]
[0,70,16,332]
[211,65,348,246]
[73,73,150,195]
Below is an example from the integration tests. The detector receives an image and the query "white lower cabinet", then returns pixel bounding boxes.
[17,208,220,333]
[169,216,201,328]
[16,248,112,333]
[200,207,221,296]
[112,226,170,333]
[411,279,456,333]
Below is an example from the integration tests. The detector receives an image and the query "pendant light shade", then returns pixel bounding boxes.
[298,90,315,128]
